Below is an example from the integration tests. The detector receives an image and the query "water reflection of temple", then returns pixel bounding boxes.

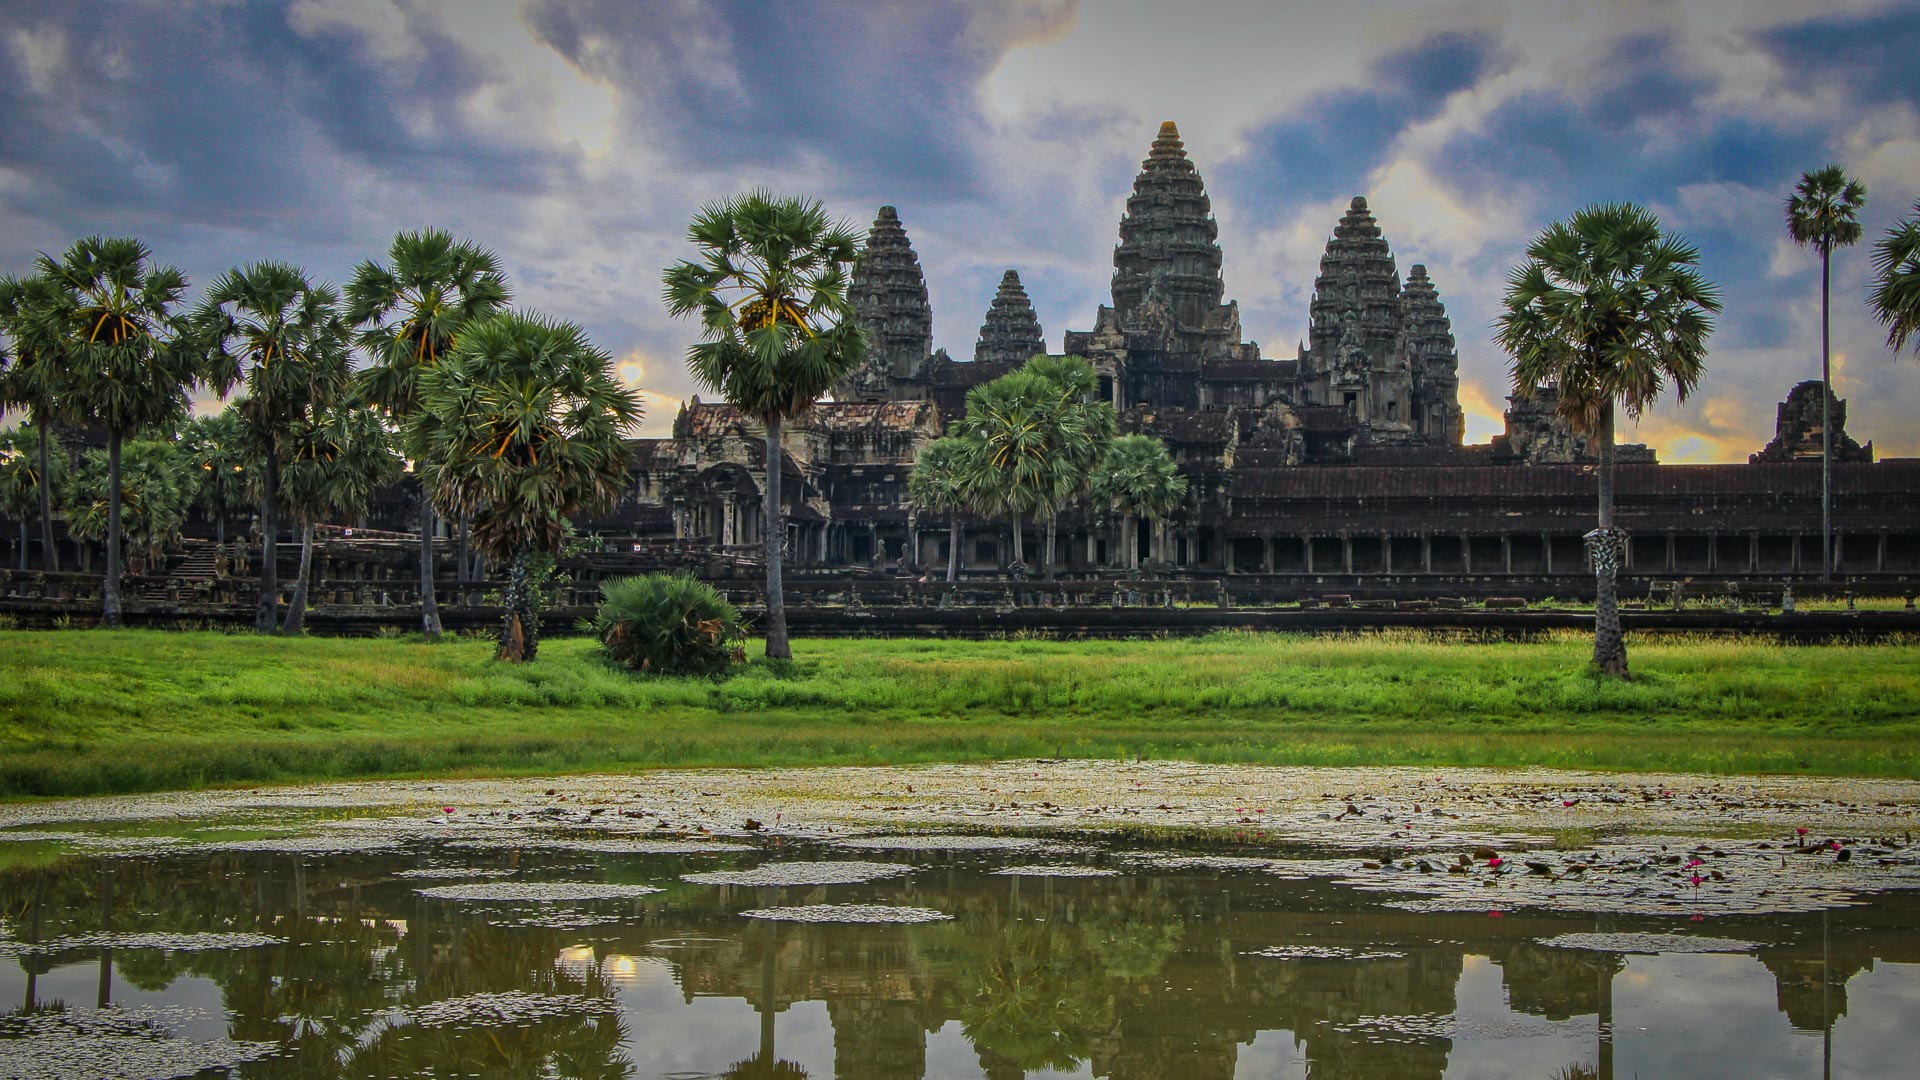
[3,850,1918,1079]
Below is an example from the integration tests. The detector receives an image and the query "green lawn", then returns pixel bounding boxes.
[0,629,1916,797]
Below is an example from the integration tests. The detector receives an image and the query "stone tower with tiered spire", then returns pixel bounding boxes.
[1111,120,1226,327]
[1302,196,1418,440]
[973,270,1045,365]
[838,205,937,402]
[1398,264,1464,445]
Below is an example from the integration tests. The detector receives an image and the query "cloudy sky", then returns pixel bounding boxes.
[3,0,1916,458]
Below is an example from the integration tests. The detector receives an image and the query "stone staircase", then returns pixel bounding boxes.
[138,543,221,601]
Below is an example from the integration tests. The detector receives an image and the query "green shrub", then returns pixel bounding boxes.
[595,574,746,677]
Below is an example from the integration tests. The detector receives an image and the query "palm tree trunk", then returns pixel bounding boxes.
[34,414,57,572]
[255,448,279,634]
[1592,402,1627,676]
[456,515,471,584]
[763,415,790,661]
[17,520,26,572]
[1820,245,1833,583]
[281,518,315,636]
[1010,510,1024,568]
[215,500,226,548]
[419,493,442,637]
[102,428,124,628]
[946,513,959,582]
[1128,515,1140,571]
[497,545,535,662]
[1043,518,1057,580]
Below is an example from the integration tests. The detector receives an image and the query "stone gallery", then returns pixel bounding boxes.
[590,123,1914,582]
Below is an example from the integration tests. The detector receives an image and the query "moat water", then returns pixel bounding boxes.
[3,818,1918,1079]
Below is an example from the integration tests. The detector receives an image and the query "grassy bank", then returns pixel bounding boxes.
[1,629,1916,797]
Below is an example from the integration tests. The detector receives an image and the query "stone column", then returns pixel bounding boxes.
[1461,533,1472,575]
[1382,535,1393,575]
[1665,533,1676,573]
[1707,531,1717,573]
[1501,535,1512,575]
[1341,534,1353,574]
[1750,533,1760,573]
[1421,533,1432,573]
[1878,532,1887,573]
[1304,535,1314,575]
[1792,534,1801,572]
[1833,531,1843,574]
[1543,533,1554,575]
[722,501,737,547]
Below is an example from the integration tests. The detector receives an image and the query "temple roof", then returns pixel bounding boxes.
[846,205,934,388]
[974,269,1045,365]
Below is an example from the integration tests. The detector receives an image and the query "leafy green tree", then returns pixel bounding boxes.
[35,237,197,626]
[278,405,403,635]
[197,262,352,633]
[595,573,746,676]
[411,312,640,662]
[348,228,512,638]
[0,424,62,571]
[65,439,194,576]
[0,273,74,571]
[663,191,865,660]
[909,436,981,582]
[1785,165,1867,581]
[1092,434,1187,570]
[1869,199,1920,360]
[1496,203,1718,677]
[178,408,253,547]
[1020,355,1116,576]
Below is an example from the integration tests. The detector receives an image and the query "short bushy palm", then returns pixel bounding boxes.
[35,236,197,625]
[909,436,981,582]
[278,405,403,635]
[65,439,194,577]
[1092,434,1186,570]
[349,228,511,637]
[411,312,640,662]
[1786,165,1866,581]
[663,191,865,660]
[595,574,746,677]
[957,357,1114,571]
[198,262,352,632]
[0,424,62,571]
[1870,200,1920,360]
[1496,203,1718,677]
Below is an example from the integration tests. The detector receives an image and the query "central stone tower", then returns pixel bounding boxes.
[1111,121,1226,327]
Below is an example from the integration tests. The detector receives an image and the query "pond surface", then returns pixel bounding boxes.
[2,813,1918,1079]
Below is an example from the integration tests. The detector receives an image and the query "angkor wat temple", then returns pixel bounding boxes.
[593,121,1915,582]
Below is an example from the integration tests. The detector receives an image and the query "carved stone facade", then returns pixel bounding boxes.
[1750,379,1874,464]
[583,124,1914,580]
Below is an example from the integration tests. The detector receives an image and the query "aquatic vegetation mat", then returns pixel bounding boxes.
[1243,945,1407,960]
[683,860,918,887]
[0,931,284,957]
[413,882,664,902]
[1539,931,1761,953]
[401,990,621,1029]
[0,1007,280,1080]
[391,866,517,879]
[739,904,953,924]
[990,863,1119,877]
[833,834,1055,852]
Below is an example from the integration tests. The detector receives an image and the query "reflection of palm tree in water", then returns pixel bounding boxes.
[723,919,810,1079]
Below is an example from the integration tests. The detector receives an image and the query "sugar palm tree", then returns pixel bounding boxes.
[197,262,352,632]
[278,405,403,635]
[35,236,197,626]
[64,438,194,577]
[179,408,253,548]
[1020,355,1116,576]
[1869,199,1920,359]
[348,228,511,637]
[1092,434,1187,571]
[411,312,640,662]
[0,424,62,571]
[909,436,981,581]
[0,273,73,572]
[662,191,865,660]
[1496,203,1718,677]
[1786,166,1867,582]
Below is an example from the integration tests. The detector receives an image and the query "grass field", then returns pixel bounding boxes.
[0,629,1916,797]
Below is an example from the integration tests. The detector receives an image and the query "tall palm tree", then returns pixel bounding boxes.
[179,408,252,548]
[956,358,1111,574]
[0,273,73,572]
[1869,199,1920,359]
[1496,203,1719,677]
[36,236,197,626]
[662,191,865,661]
[197,262,352,633]
[908,436,981,582]
[348,229,511,637]
[1786,166,1867,582]
[278,405,403,635]
[411,312,640,662]
[1092,434,1187,571]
